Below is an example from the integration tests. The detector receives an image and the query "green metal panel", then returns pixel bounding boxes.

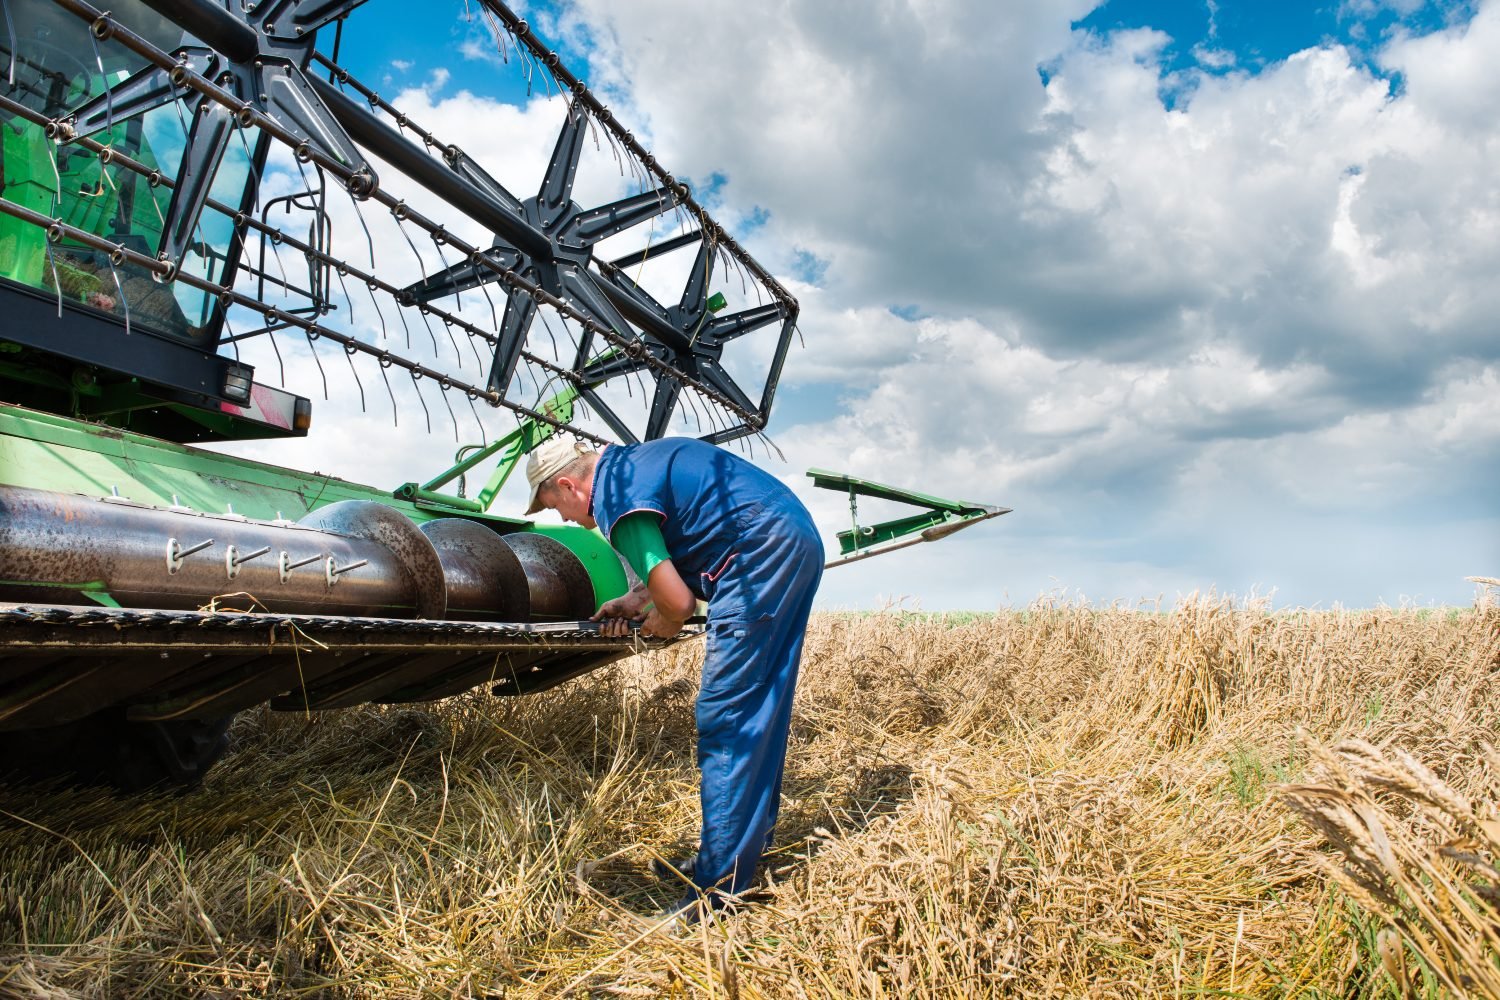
[0,402,627,609]
[0,125,57,289]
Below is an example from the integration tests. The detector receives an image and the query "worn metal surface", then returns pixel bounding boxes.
[297,500,448,619]
[501,532,597,621]
[419,518,531,621]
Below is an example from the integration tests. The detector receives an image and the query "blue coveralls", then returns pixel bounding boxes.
[592,438,823,902]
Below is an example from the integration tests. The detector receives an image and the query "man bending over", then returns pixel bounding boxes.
[525,435,823,911]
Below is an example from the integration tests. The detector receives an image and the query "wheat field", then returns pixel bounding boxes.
[1,592,1497,998]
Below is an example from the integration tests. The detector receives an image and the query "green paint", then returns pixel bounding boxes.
[81,591,123,609]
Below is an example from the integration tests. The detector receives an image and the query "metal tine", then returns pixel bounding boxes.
[418,302,458,364]
[683,380,705,433]
[266,323,287,385]
[584,106,604,154]
[603,118,626,177]
[415,304,442,357]
[347,187,377,268]
[93,139,119,203]
[304,327,329,399]
[394,213,431,288]
[539,308,563,364]
[478,3,510,65]
[231,122,262,221]
[378,354,398,425]
[342,340,366,412]
[510,23,535,96]
[515,360,533,404]
[474,261,500,330]
[88,25,113,131]
[105,254,131,340]
[455,317,485,372]
[705,393,730,439]
[431,233,463,315]
[332,262,357,328]
[631,366,650,410]
[435,310,464,366]
[367,279,388,340]
[439,379,459,442]
[43,132,62,216]
[4,0,16,87]
[466,391,487,448]
[410,370,432,433]
[757,430,785,463]
[43,240,62,319]
[393,291,414,349]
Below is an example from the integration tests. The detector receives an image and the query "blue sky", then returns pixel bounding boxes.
[237,0,1500,610]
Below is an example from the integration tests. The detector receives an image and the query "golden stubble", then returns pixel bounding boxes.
[0,592,1496,998]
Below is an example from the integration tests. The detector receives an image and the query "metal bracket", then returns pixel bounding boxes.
[807,469,1011,568]
[396,384,579,513]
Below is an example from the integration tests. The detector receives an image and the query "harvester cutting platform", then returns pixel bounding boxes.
[0,0,1004,788]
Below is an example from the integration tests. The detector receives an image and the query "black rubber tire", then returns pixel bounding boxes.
[0,708,235,792]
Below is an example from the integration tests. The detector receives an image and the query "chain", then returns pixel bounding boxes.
[0,601,668,641]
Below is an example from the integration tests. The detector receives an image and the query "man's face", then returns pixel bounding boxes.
[541,475,596,529]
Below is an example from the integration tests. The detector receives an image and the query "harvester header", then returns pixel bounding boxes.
[0,0,800,787]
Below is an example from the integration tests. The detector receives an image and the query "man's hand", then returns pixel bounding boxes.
[593,584,650,621]
[591,584,650,637]
[640,607,686,639]
[592,561,695,640]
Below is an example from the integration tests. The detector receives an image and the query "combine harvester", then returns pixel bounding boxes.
[0,0,1006,789]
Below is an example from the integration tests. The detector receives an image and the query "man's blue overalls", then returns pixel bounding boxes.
[592,438,823,904]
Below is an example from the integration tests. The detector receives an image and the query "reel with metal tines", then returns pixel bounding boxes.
[0,0,799,457]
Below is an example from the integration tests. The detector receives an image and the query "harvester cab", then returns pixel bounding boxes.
[0,0,1006,790]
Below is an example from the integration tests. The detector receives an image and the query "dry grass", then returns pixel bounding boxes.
[1,594,1497,998]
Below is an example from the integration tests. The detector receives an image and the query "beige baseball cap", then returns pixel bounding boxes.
[524,436,596,515]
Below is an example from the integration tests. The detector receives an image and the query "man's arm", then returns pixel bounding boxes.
[593,511,694,638]
[640,559,695,638]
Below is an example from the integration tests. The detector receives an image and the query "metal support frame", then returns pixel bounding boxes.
[808,468,1012,567]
